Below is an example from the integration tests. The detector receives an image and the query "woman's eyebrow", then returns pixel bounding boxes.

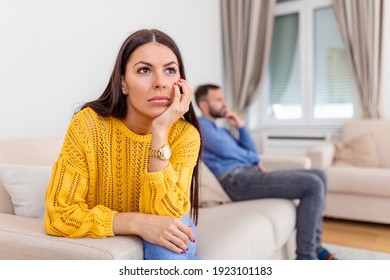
[133,61,178,68]
[163,61,178,67]
[133,61,152,68]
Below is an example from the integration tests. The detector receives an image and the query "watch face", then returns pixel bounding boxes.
[162,145,172,159]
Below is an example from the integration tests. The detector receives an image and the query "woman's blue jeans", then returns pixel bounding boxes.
[143,215,198,260]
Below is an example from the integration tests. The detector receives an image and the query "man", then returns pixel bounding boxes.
[195,84,335,260]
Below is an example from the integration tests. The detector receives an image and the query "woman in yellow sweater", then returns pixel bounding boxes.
[44,29,201,260]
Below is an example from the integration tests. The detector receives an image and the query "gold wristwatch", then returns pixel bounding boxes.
[149,144,172,161]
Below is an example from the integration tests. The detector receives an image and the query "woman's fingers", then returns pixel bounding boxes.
[171,81,190,116]
[172,82,182,104]
[163,222,195,254]
[139,215,195,254]
[164,219,192,251]
[178,223,195,243]
[166,233,189,253]
[177,78,193,105]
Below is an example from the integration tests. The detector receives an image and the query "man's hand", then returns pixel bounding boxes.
[224,111,245,128]
[257,162,266,172]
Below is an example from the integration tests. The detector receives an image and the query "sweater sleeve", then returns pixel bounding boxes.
[139,122,200,218]
[44,113,117,238]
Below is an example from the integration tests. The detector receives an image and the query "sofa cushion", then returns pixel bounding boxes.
[334,133,379,167]
[342,120,390,168]
[0,213,143,259]
[0,181,14,215]
[0,163,51,219]
[196,199,296,259]
[326,165,390,197]
[199,161,231,207]
[196,201,276,259]
[245,199,296,251]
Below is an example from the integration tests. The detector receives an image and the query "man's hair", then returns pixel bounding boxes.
[194,84,220,106]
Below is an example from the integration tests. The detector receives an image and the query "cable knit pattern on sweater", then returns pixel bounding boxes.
[44,107,200,238]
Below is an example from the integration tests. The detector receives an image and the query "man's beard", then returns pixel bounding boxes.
[209,107,226,119]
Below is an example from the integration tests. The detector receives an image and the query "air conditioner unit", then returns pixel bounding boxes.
[262,132,331,156]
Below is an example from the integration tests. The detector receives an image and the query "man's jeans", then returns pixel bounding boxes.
[220,166,327,260]
[143,215,198,260]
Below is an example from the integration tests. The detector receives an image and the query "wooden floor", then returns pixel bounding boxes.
[322,218,390,253]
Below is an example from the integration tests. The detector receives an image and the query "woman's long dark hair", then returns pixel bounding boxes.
[80,29,201,224]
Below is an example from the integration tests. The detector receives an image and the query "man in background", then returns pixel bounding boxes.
[195,84,335,260]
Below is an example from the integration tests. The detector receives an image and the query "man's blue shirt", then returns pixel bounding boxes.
[198,116,260,178]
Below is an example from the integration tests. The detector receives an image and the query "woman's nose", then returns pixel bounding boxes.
[153,73,168,89]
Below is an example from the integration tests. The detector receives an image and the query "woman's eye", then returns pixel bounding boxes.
[138,67,150,74]
[165,67,177,75]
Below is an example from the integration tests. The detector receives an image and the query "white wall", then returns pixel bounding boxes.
[1,0,388,140]
[0,0,223,138]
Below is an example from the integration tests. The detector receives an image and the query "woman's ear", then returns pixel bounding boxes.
[121,76,128,95]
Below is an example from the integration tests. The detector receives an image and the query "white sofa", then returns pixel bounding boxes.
[0,137,310,260]
[308,120,390,224]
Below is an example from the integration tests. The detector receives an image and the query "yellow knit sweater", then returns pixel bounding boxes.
[44,107,200,238]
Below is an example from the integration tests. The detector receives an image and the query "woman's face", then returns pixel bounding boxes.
[121,42,180,122]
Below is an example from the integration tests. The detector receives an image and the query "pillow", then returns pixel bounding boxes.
[0,163,52,219]
[199,161,231,207]
[334,133,380,167]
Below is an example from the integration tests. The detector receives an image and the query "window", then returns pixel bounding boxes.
[313,6,354,119]
[248,0,356,129]
[269,12,302,120]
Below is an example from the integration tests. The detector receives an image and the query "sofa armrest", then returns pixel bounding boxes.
[261,155,311,172]
[307,143,335,169]
[0,213,143,260]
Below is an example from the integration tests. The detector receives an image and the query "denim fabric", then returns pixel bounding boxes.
[220,166,327,260]
[143,215,198,260]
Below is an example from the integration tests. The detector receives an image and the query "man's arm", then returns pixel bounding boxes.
[225,111,258,153]
[200,118,259,164]
[237,127,258,153]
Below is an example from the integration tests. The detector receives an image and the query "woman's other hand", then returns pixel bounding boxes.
[113,212,195,254]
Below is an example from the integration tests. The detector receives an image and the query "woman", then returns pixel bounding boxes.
[44,29,201,260]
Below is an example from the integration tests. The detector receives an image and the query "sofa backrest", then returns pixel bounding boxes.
[0,138,63,214]
[342,120,390,168]
[0,138,63,165]
[0,137,230,215]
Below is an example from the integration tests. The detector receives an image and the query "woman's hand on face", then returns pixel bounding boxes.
[152,78,193,130]
[138,214,195,254]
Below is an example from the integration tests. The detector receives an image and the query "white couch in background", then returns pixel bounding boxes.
[308,120,390,224]
[0,137,311,260]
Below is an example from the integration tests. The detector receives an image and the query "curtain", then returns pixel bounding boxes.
[332,0,384,119]
[221,0,275,115]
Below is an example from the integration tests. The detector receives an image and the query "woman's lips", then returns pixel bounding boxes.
[148,96,171,105]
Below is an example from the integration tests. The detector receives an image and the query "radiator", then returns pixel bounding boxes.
[262,132,331,156]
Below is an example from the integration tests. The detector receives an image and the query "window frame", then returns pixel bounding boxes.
[248,0,360,131]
